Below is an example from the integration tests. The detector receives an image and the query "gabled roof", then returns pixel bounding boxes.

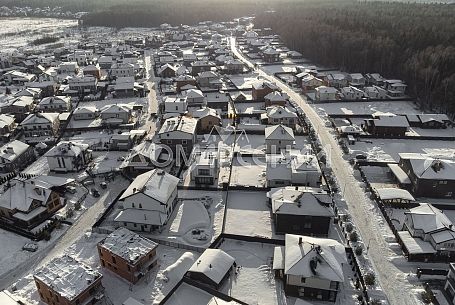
[45,141,88,158]
[120,169,179,204]
[188,249,235,285]
[21,112,59,125]
[265,124,294,140]
[266,106,297,119]
[406,203,454,234]
[399,153,455,180]
[0,140,29,162]
[282,234,346,282]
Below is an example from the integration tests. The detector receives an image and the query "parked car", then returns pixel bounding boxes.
[23,243,38,252]
[83,179,95,187]
[91,188,100,197]
[100,182,107,189]
[355,154,367,160]
[65,185,77,194]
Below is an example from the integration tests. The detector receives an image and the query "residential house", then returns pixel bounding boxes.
[3,70,36,85]
[0,176,65,229]
[363,86,387,99]
[197,71,220,88]
[205,92,230,111]
[73,106,98,120]
[225,59,243,74]
[120,141,169,174]
[384,79,407,98]
[262,106,298,128]
[82,64,101,79]
[114,169,180,232]
[21,112,60,140]
[97,228,158,283]
[37,96,71,112]
[187,249,235,289]
[190,148,219,185]
[176,75,197,92]
[400,203,455,258]
[273,234,347,302]
[45,141,92,173]
[164,96,188,115]
[110,63,135,78]
[365,73,384,86]
[268,187,334,236]
[68,76,97,95]
[157,64,177,78]
[0,114,16,137]
[265,124,295,154]
[264,91,288,107]
[391,153,455,198]
[1,96,35,122]
[262,48,280,63]
[191,61,213,76]
[252,81,278,102]
[191,107,221,133]
[113,77,136,98]
[0,140,34,173]
[14,87,42,100]
[340,86,365,100]
[301,74,324,92]
[314,86,338,101]
[183,89,206,108]
[57,62,79,75]
[157,116,198,157]
[34,255,104,305]
[416,114,452,129]
[100,104,132,125]
[348,73,365,87]
[325,74,347,89]
[364,115,409,137]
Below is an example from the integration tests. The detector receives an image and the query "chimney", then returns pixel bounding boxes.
[298,237,303,245]
[6,147,14,154]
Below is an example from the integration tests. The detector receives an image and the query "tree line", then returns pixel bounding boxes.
[254,0,455,115]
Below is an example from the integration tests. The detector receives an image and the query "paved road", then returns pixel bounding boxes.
[230,37,421,305]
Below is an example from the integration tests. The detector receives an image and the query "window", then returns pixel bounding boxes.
[182,140,187,145]
[139,203,143,209]
[132,202,135,208]
[198,168,210,176]
[301,277,306,283]
[112,256,116,264]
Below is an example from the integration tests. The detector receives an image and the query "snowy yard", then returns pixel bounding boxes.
[230,156,266,187]
[312,100,421,117]
[349,138,455,162]
[10,232,200,305]
[225,191,276,239]
[228,73,262,90]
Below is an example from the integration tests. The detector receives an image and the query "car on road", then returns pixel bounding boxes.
[23,243,38,252]
[91,188,100,197]
[100,182,107,189]
[355,154,367,160]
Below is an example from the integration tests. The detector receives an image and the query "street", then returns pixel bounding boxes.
[230,36,421,305]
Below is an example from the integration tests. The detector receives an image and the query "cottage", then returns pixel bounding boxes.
[100,104,132,125]
[164,96,188,114]
[158,63,178,78]
[364,115,409,137]
[416,114,452,129]
[98,228,158,283]
[400,203,455,257]
[391,153,455,198]
[314,86,338,101]
[3,70,37,85]
[14,87,42,99]
[183,89,206,108]
[34,255,104,305]
[290,153,322,187]
[0,140,34,173]
[301,74,324,92]
[265,124,295,154]
[110,62,135,78]
[191,61,213,76]
[187,249,235,289]
[158,116,198,157]
[21,112,60,140]
[68,76,97,95]
[37,96,71,112]
[205,92,230,111]
[82,64,101,79]
[262,106,298,128]
[0,114,16,137]
[114,169,179,232]
[0,176,65,229]
[384,79,407,98]
[191,107,221,133]
[73,106,98,120]
[57,62,79,75]
[264,91,288,107]
[45,141,92,173]
[262,47,280,63]
[348,73,365,87]
[365,73,384,86]
[190,148,219,185]
[340,86,365,100]
[197,71,220,88]
[325,74,347,89]
[273,234,347,302]
[252,81,278,102]
[225,59,244,74]
[121,141,169,174]
[363,86,387,99]
[268,187,334,236]
[1,96,35,122]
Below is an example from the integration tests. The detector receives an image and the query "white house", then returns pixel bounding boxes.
[110,63,135,78]
[340,86,365,100]
[114,169,180,232]
[37,96,71,112]
[262,106,298,128]
[183,89,206,108]
[290,153,322,187]
[164,96,188,114]
[265,124,295,154]
[315,86,338,101]
[363,86,387,99]
[190,148,219,185]
[45,141,92,173]
[348,73,366,87]
[273,234,347,302]
[73,106,99,120]
[68,76,97,94]
[100,104,132,125]
[21,112,60,140]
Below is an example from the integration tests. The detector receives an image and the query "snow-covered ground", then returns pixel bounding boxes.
[312,100,421,116]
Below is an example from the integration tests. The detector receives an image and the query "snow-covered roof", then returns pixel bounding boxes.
[100,104,131,114]
[38,96,70,106]
[291,154,320,173]
[45,141,88,158]
[268,187,334,217]
[375,188,415,202]
[21,112,59,125]
[120,169,179,203]
[0,140,30,162]
[183,88,204,99]
[264,91,286,102]
[370,116,409,128]
[387,163,411,184]
[0,290,20,305]
[406,203,454,234]
[191,107,220,119]
[399,153,455,180]
[158,116,198,135]
[34,255,102,301]
[265,124,294,140]
[397,231,436,255]
[189,249,235,285]
[315,86,338,94]
[279,234,346,282]
[266,106,297,119]
[99,228,158,265]
[74,106,98,115]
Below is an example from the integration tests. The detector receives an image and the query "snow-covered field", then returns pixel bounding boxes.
[349,138,455,162]
[312,100,421,116]
[230,157,266,187]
